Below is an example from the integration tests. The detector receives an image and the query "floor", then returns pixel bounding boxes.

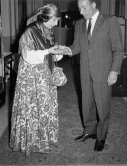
[0,57,127,139]
[0,82,9,137]
[0,57,127,165]
[0,63,16,137]
[0,56,127,138]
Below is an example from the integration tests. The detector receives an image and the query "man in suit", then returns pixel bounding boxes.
[60,0,124,151]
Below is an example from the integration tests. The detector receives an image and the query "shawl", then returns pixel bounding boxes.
[19,22,55,72]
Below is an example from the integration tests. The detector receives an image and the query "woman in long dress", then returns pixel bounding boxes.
[10,4,64,156]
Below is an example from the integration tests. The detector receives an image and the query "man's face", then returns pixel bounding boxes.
[78,0,96,20]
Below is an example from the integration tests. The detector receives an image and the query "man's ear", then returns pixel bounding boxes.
[92,2,96,9]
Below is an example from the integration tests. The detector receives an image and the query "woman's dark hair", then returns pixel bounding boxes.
[37,4,60,22]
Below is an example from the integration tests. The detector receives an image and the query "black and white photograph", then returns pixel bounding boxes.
[0,0,127,165]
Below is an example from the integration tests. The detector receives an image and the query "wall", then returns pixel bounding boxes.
[43,0,77,12]
[101,0,115,15]
[1,0,127,52]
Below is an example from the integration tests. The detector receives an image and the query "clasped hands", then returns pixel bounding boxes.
[49,45,118,86]
[48,45,71,55]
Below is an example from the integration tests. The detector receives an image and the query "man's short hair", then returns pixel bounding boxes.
[89,0,100,9]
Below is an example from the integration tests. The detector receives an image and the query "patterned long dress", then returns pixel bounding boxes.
[10,22,58,156]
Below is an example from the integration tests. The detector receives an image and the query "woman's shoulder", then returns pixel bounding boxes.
[19,26,34,43]
[26,22,43,36]
[25,23,36,33]
[21,22,37,38]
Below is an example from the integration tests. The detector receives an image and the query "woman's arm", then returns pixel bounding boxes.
[19,29,50,64]
[23,49,49,64]
[19,29,64,64]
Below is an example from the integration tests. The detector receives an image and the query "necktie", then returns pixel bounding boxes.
[87,18,92,36]
[87,18,92,44]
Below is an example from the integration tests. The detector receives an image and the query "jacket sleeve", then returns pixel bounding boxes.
[69,20,81,57]
[109,16,124,73]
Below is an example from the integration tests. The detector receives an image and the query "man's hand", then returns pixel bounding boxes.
[57,45,72,55]
[107,71,118,86]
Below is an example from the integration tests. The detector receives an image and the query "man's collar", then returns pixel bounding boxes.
[91,9,99,21]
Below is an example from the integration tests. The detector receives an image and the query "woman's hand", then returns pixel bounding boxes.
[48,46,67,55]
[54,45,72,55]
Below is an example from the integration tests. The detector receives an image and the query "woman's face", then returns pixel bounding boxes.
[48,16,60,28]
[43,8,60,29]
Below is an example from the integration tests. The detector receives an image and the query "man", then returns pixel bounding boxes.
[60,0,124,151]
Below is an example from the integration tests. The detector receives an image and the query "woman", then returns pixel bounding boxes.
[10,4,65,156]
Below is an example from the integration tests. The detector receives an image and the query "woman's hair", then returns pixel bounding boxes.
[37,4,60,22]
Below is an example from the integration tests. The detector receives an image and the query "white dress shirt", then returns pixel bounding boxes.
[67,10,100,55]
[86,10,99,35]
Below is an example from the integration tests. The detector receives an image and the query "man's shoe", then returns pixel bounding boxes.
[75,133,96,142]
[94,139,105,151]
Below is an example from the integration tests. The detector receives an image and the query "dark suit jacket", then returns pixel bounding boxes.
[70,13,124,83]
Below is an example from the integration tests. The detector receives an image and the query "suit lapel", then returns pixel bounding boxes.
[92,13,104,38]
[81,14,104,45]
[82,19,87,34]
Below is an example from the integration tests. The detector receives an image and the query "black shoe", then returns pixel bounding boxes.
[75,132,96,142]
[94,139,105,151]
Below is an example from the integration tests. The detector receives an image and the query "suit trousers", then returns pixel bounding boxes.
[81,79,112,141]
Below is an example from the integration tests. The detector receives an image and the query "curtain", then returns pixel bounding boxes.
[118,0,125,17]
[1,0,27,52]
[126,0,127,19]
[58,0,77,12]
[1,0,126,52]
[43,0,78,12]
[100,0,115,15]
[9,0,27,52]
[0,0,3,77]
[125,0,127,52]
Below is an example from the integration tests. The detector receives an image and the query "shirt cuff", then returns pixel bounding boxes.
[67,47,72,55]
[111,71,119,75]
[54,55,63,61]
